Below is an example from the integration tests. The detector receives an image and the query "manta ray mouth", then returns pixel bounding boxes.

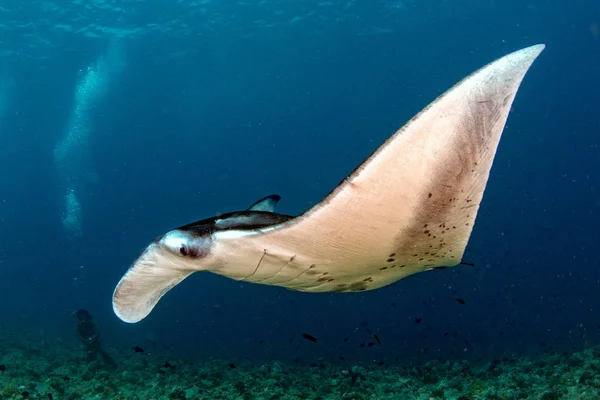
[112,44,546,324]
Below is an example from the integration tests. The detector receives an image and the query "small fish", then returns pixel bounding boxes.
[301,333,318,343]
[373,334,381,345]
[377,361,385,366]
[343,337,349,343]
[415,318,422,324]
[0,364,5,372]
[133,346,145,353]
[368,342,375,347]
[47,394,54,400]
[456,298,466,305]
[163,362,172,369]
[339,356,345,361]
[228,363,236,369]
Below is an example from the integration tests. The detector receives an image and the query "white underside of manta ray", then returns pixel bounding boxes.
[113,44,545,323]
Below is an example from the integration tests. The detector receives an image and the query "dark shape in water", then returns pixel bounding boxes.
[228,363,236,369]
[133,346,145,353]
[301,333,318,343]
[415,318,423,324]
[72,309,117,369]
[0,364,5,372]
[456,298,467,305]
[373,334,381,345]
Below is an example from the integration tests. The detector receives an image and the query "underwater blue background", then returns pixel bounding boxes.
[0,0,598,367]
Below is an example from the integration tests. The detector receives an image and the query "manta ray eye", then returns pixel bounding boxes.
[179,245,198,257]
[162,230,211,259]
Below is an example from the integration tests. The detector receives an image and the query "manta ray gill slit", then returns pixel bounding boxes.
[255,255,297,284]
[241,249,267,280]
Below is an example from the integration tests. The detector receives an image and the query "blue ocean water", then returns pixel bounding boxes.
[0,0,598,369]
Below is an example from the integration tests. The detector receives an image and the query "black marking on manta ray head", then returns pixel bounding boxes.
[177,211,295,237]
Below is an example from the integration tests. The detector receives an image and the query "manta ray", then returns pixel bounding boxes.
[113,44,545,323]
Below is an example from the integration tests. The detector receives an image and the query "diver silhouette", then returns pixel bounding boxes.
[72,309,117,369]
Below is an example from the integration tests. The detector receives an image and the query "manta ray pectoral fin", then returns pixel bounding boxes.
[221,44,546,294]
[112,238,200,323]
[247,194,281,212]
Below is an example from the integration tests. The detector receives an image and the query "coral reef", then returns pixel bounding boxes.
[1,330,599,399]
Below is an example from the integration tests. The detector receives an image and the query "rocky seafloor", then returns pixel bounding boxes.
[1,330,599,400]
